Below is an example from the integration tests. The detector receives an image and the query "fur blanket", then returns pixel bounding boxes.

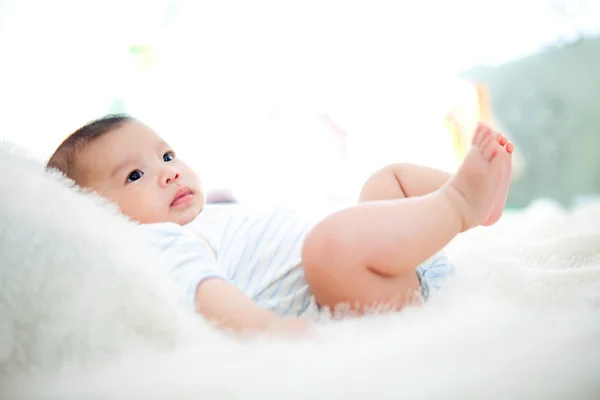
[1,141,599,399]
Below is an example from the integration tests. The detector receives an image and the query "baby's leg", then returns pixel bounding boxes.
[302,127,512,312]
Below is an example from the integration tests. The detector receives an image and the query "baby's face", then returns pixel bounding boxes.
[79,121,205,225]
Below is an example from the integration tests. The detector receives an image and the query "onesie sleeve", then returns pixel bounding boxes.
[137,222,230,311]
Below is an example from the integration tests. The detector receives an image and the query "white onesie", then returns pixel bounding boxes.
[137,204,455,318]
[137,205,319,317]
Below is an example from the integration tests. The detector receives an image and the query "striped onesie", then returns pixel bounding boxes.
[138,204,455,318]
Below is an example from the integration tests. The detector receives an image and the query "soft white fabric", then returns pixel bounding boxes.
[0,141,216,378]
[138,205,317,316]
[1,141,599,399]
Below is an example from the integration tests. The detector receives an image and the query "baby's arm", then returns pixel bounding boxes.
[138,223,308,336]
[359,163,451,202]
[196,279,309,335]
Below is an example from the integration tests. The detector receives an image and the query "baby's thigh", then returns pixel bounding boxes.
[303,258,422,313]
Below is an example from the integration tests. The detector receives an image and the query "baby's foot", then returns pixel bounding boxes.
[482,125,514,226]
[443,125,511,232]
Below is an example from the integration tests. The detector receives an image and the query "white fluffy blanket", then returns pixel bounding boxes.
[1,141,599,399]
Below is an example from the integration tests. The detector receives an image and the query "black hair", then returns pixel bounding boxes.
[47,113,134,181]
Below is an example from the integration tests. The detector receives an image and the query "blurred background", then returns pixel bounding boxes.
[1,0,599,210]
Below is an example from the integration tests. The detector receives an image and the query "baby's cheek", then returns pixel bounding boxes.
[116,195,159,224]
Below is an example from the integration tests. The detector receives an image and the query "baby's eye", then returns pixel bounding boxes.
[163,151,175,162]
[126,169,144,183]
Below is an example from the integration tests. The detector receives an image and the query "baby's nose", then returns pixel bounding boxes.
[165,171,179,184]
[161,167,180,185]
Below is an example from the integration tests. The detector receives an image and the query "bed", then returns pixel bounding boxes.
[1,141,599,399]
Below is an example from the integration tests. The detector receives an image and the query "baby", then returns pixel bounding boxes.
[47,114,513,334]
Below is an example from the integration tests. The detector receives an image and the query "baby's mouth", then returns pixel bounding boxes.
[171,188,194,207]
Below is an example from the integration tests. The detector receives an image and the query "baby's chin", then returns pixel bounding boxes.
[168,204,204,226]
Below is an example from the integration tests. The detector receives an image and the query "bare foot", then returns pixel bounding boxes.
[481,124,514,226]
[443,124,510,232]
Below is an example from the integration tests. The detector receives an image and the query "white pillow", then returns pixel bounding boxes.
[0,141,209,377]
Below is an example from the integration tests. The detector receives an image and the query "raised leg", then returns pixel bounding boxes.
[302,127,512,311]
